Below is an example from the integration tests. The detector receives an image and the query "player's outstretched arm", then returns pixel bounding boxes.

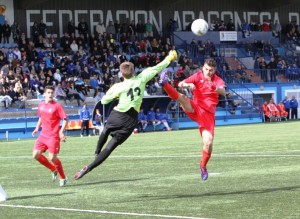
[141,50,178,82]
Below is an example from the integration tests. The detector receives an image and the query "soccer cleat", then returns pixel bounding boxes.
[51,170,58,182]
[74,166,90,180]
[200,167,208,181]
[59,177,68,187]
[158,69,169,86]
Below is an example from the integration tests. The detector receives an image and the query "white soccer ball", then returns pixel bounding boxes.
[191,19,209,36]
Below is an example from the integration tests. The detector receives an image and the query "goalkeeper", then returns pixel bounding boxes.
[75,50,177,180]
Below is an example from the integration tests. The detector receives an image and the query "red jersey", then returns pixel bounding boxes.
[38,101,67,139]
[184,71,225,113]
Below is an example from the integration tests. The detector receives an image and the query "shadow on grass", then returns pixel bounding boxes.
[68,178,147,187]
[114,185,300,203]
[7,192,74,201]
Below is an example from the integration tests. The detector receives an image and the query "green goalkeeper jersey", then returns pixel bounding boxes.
[101,59,170,112]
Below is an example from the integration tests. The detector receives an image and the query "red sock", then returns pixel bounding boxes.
[200,150,211,168]
[37,155,56,172]
[163,83,179,100]
[53,159,66,179]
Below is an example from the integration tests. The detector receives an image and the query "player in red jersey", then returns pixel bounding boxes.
[32,85,69,187]
[159,58,226,180]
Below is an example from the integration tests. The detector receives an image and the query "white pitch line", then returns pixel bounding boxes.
[0,204,210,219]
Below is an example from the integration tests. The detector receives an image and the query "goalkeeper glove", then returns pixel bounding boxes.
[165,50,178,62]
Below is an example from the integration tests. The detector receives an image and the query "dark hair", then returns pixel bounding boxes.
[204,58,217,68]
[44,85,55,91]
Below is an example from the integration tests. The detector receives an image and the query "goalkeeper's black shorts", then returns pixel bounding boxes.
[105,107,138,144]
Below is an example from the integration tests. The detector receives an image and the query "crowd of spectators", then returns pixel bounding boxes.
[0,17,183,110]
[0,17,300,112]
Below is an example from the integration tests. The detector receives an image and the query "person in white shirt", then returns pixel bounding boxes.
[13,47,21,60]
[70,40,78,53]
[53,69,62,83]
[96,20,106,37]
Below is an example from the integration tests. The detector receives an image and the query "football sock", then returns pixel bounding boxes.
[90,137,119,171]
[37,155,56,172]
[95,128,109,155]
[53,159,66,179]
[163,83,179,100]
[200,150,211,168]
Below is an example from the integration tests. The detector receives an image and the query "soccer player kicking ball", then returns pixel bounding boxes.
[159,58,225,180]
[74,50,178,180]
[32,85,69,187]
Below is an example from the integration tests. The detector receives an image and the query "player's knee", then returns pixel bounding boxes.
[32,151,41,159]
[203,140,213,151]
[49,154,57,162]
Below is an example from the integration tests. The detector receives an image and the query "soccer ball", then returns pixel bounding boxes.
[191,19,209,36]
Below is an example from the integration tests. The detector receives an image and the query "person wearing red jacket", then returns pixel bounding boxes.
[277,101,288,120]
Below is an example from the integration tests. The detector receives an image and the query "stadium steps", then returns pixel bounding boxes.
[225,57,263,83]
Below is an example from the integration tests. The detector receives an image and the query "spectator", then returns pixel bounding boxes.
[2,20,11,44]
[67,82,84,106]
[137,108,148,132]
[31,21,39,44]
[136,20,145,41]
[30,76,43,97]
[277,101,288,121]
[267,99,280,121]
[38,19,47,37]
[145,19,153,38]
[14,85,27,108]
[67,20,76,36]
[95,20,106,39]
[262,101,271,122]
[273,20,282,38]
[54,83,68,104]
[114,20,121,42]
[147,106,159,128]
[241,20,251,38]
[70,40,79,53]
[78,17,89,44]
[75,76,88,96]
[282,96,290,119]
[89,74,99,97]
[94,108,104,135]
[53,68,62,84]
[261,21,270,31]
[267,57,278,82]
[0,86,12,109]
[11,21,21,43]
[226,19,235,31]
[128,20,136,42]
[290,95,298,119]
[80,103,91,137]
[155,107,172,131]
[106,21,116,37]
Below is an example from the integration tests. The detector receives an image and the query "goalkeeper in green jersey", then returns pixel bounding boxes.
[74,50,177,180]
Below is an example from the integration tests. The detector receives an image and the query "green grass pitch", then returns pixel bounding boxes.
[0,121,300,219]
